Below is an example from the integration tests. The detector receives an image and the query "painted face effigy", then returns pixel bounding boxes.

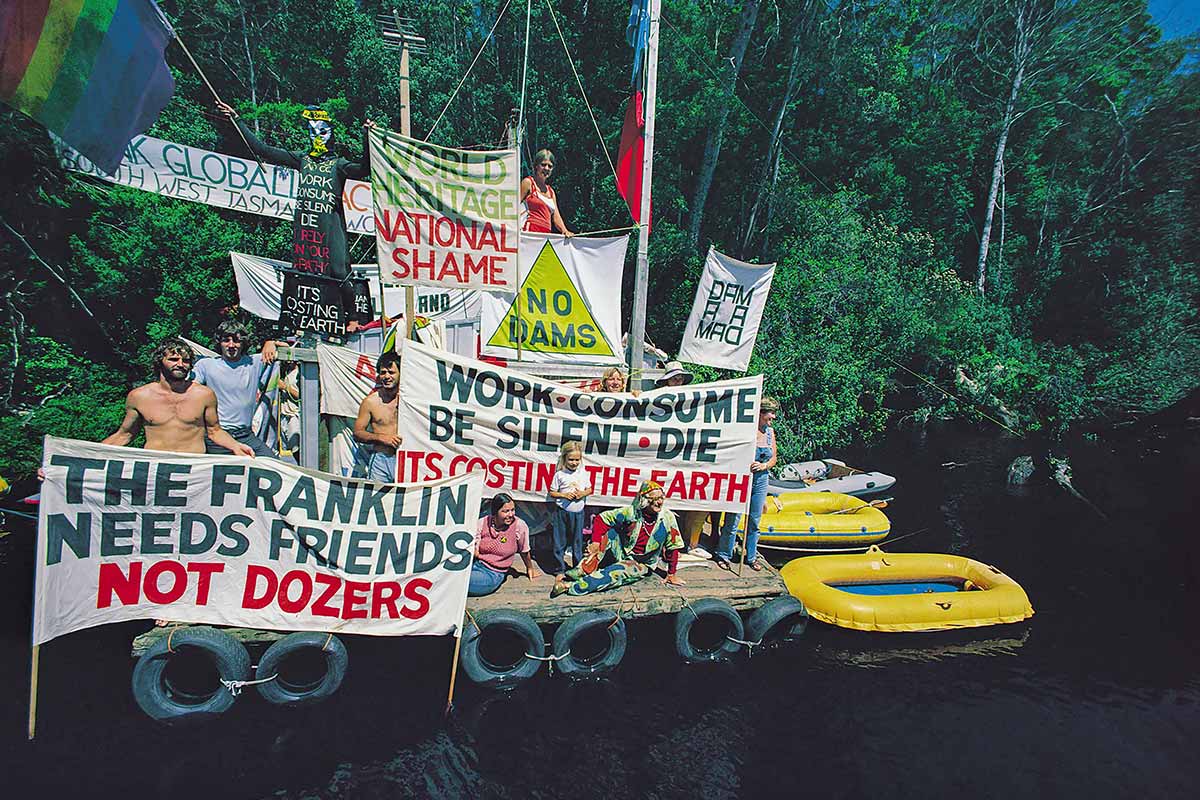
[301,106,333,157]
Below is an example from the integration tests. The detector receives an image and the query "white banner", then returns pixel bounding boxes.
[370,130,520,291]
[677,248,776,372]
[34,437,482,645]
[55,135,375,235]
[317,342,380,418]
[230,252,482,323]
[395,340,762,512]
[479,234,627,365]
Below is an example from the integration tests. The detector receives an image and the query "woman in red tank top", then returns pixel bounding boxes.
[521,149,574,235]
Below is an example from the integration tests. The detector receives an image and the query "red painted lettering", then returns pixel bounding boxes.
[311,573,341,617]
[97,561,142,608]
[143,560,188,604]
[341,580,370,619]
[242,565,278,609]
[277,570,314,614]
[401,577,432,619]
[371,581,403,619]
[188,562,224,605]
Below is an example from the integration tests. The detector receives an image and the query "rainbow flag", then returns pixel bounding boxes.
[0,0,175,175]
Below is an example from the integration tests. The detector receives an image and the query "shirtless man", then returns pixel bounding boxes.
[353,351,402,482]
[104,338,254,457]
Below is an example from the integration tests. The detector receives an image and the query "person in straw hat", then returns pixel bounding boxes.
[655,361,694,388]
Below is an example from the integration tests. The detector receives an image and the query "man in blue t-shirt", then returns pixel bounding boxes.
[192,320,281,458]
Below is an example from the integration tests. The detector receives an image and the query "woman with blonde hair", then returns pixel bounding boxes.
[521,148,574,235]
[599,366,627,392]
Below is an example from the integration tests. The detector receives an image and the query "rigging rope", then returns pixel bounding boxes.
[573,224,639,237]
[426,0,516,141]
[755,527,931,554]
[543,0,620,186]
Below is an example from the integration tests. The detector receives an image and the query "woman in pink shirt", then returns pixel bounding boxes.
[472,493,542,596]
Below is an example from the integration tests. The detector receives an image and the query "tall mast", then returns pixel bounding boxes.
[627,0,660,389]
[394,8,416,339]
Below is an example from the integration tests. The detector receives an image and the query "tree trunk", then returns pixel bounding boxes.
[687,0,761,248]
[758,146,782,261]
[237,0,260,135]
[741,16,804,255]
[976,3,1031,294]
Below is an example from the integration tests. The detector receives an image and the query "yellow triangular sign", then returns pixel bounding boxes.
[486,241,615,356]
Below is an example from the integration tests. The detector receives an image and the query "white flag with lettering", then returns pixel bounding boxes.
[677,248,775,372]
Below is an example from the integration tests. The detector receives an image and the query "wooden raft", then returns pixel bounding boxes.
[467,557,788,626]
[132,625,286,657]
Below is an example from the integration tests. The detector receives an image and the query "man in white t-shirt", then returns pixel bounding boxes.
[192,320,282,458]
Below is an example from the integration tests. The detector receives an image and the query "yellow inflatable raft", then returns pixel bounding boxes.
[780,547,1034,632]
[744,492,891,546]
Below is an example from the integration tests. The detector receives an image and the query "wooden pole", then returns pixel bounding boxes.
[627,0,661,390]
[445,619,466,715]
[27,644,40,740]
[506,118,524,363]
[394,10,416,342]
[171,33,265,171]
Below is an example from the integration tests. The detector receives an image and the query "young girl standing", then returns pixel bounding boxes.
[548,441,592,576]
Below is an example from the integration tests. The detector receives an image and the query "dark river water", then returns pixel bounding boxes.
[2,422,1198,798]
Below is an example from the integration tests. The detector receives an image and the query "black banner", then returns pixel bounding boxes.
[280,271,347,337]
[349,277,374,325]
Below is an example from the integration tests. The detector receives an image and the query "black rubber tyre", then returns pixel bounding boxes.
[131,626,251,722]
[460,609,544,689]
[552,610,628,678]
[673,598,745,663]
[745,596,809,646]
[255,632,348,706]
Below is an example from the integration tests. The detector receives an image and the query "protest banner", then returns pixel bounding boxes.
[33,437,482,645]
[369,129,520,291]
[231,252,482,323]
[54,134,375,234]
[395,340,762,512]
[317,342,380,418]
[677,248,776,372]
[480,233,627,365]
[280,272,349,337]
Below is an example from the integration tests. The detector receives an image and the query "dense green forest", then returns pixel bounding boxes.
[1,0,1197,479]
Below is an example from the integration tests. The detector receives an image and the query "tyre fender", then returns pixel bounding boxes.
[673,598,744,663]
[255,632,348,706]
[745,596,808,646]
[131,626,251,722]
[460,609,544,689]
[552,610,628,678]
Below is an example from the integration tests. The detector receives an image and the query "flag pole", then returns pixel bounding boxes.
[445,617,466,715]
[27,644,40,740]
[170,33,265,170]
[627,0,660,390]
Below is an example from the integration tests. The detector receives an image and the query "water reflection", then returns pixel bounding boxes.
[811,627,1031,669]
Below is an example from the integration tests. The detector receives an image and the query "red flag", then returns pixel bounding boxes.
[616,91,650,232]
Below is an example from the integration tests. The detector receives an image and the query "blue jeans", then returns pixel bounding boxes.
[367,450,397,483]
[551,507,585,574]
[205,427,277,458]
[718,470,770,563]
[468,561,507,596]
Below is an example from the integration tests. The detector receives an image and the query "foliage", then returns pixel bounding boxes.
[1,0,1198,478]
